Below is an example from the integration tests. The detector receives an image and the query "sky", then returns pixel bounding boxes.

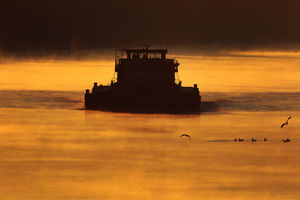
[1,0,300,56]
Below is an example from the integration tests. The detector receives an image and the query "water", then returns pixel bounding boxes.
[0,53,300,199]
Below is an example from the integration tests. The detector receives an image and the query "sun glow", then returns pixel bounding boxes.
[1,51,300,92]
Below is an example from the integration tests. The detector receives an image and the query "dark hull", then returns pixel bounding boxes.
[85,89,201,114]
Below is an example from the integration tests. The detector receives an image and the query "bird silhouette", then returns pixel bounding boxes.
[282,138,291,143]
[238,138,244,142]
[281,116,292,128]
[251,138,256,142]
[180,134,191,142]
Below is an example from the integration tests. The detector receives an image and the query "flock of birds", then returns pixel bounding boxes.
[180,116,293,143]
[233,137,290,143]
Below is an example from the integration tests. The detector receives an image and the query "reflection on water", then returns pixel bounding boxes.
[1,90,300,112]
[1,52,300,199]
[202,92,300,112]
[0,91,299,199]
[0,90,82,110]
[1,51,300,92]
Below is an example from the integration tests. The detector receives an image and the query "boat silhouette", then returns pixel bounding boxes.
[85,47,201,113]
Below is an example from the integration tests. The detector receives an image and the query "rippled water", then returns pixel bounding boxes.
[0,90,299,200]
[1,53,300,199]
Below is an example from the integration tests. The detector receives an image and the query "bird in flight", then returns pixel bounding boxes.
[180,134,191,142]
[281,116,292,128]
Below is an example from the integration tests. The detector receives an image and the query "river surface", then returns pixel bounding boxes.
[0,52,300,200]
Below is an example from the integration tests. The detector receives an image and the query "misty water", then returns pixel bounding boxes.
[1,53,300,199]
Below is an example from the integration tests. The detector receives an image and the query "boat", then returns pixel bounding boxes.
[84,47,201,113]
